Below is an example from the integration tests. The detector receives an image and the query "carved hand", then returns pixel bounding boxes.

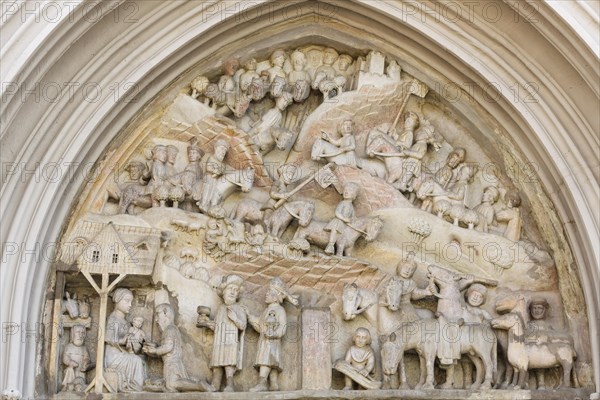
[359,368,369,377]
[143,346,156,356]
[427,280,437,294]
[226,307,238,322]
[204,320,216,330]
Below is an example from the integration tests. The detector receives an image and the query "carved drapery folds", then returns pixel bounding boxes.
[47,45,592,397]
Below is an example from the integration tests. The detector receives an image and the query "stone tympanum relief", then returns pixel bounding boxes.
[46,44,592,398]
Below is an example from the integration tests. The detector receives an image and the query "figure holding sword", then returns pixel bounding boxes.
[272,163,337,210]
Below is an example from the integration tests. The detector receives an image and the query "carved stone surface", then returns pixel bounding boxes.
[301,308,332,391]
[45,44,594,399]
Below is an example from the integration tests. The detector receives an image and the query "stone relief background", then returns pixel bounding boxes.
[43,44,593,397]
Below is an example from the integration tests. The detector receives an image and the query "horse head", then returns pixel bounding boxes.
[426,264,460,286]
[341,283,361,321]
[366,134,395,157]
[383,278,403,311]
[298,202,315,227]
[240,168,255,192]
[365,217,384,242]
[381,332,402,375]
[275,128,294,151]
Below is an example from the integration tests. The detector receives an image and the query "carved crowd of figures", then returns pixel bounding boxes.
[342,258,578,391]
[59,48,581,396]
[62,267,576,393]
[107,48,524,249]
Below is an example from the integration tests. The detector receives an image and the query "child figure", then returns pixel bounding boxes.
[126,316,146,354]
[342,328,375,390]
[464,284,492,323]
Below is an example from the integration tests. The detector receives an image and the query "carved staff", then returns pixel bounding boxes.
[388,78,429,133]
[427,263,498,288]
[274,163,335,208]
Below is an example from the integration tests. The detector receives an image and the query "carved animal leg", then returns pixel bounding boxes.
[534,369,546,390]
[500,361,513,389]
[462,358,474,389]
[510,366,519,387]
[336,239,347,257]
[398,353,410,389]
[440,365,455,389]
[422,350,436,390]
[343,376,353,390]
[414,353,426,389]
[467,356,485,389]
[515,367,527,390]
[558,361,573,389]
[382,374,392,390]
[343,246,353,258]
[478,351,494,390]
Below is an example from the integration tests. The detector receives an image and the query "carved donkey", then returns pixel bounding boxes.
[491,312,579,389]
[61,292,80,319]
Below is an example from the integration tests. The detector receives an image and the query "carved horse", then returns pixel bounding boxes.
[365,129,406,185]
[293,216,383,257]
[343,281,435,389]
[342,283,406,337]
[426,264,497,389]
[195,168,255,211]
[230,198,264,225]
[118,183,152,214]
[491,312,578,390]
[366,124,443,189]
[310,138,353,167]
[266,200,315,237]
[252,125,295,154]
